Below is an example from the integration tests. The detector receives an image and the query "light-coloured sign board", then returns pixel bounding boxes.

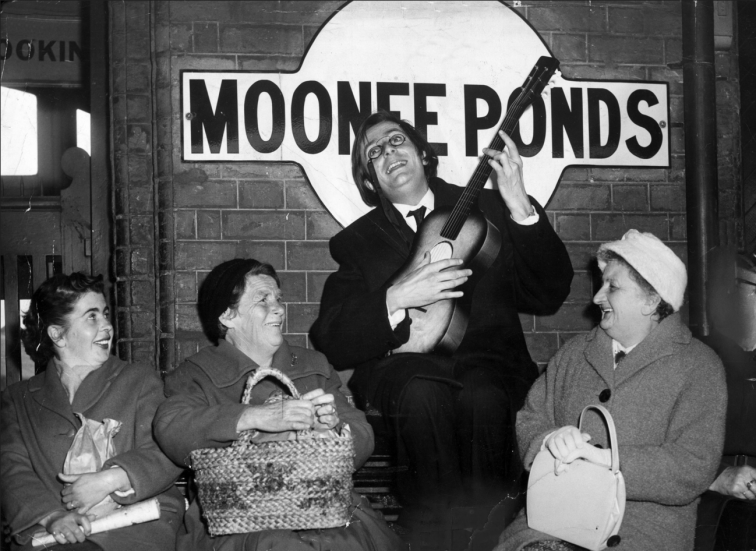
[181,1,669,228]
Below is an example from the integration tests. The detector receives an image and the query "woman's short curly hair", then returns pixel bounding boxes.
[350,110,439,207]
[20,272,106,366]
[597,250,674,322]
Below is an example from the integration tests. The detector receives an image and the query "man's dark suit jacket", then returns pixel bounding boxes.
[311,177,574,413]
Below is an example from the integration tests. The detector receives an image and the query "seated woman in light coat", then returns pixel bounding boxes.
[153,258,403,551]
[497,230,728,551]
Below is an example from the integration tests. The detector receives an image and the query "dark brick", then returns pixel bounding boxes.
[175,180,237,208]
[239,181,284,208]
[524,332,560,363]
[127,124,151,153]
[307,272,332,302]
[170,55,236,72]
[223,211,305,240]
[224,163,304,180]
[175,338,201,364]
[278,271,306,302]
[126,63,150,92]
[131,341,155,366]
[669,96,683,123]
[520,314,534,333]
[670,215,687,240]
[612,184,648,212]
[176,303,202,332]
[130,215,154,245]
[197,210,221,239]
[565,242,600,271]
[556,214,591,241]
[235,241,286,268]
[650,184,684,211]
[559,332,590,348]
[665,38,682,64]
[547,184,610,211]
[286,181,325,209]
[127,95,151,122]
[568,271,596,303]
[670,127,684,155]
[668,155,685,182]
[169,2,233,22]
[608,7,644,34]
[175,241,238,270]
[131,249,153,275]
[131,280,154,308]
[527,5,605,32]
[288,242,337,270]
[193,22,218,53]
[590,168,625,183]
[169,24,193,52]
[592,214,668,241]
[565,65,646,81]
[173,167,210,186]
[552,34,587,62]
[287,303,320,334]
[175,210,195,239]
[238,55,302,72]
[560,168,590,182]
[648,66,683,96]
[644,5,682,36]
[589,36,664,64]
[131,312,155,338]
[536,302,597,332]
[220,24,303,55]
[175,272,197,302]
[284,334,308,348]
[307,212,341,240]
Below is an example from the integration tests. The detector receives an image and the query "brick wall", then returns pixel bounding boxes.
[109,1,742,374]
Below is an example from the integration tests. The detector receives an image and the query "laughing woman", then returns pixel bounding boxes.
[497,231,728,551]
[1,273,183,551]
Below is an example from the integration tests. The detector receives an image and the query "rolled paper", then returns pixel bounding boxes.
[31,498,161,548]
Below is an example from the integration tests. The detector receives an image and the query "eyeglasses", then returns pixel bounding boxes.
[366,133,406,160]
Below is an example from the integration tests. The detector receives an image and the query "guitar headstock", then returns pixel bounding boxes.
[519,56,560,103]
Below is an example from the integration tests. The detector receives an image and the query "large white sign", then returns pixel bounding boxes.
[181,1,669,227]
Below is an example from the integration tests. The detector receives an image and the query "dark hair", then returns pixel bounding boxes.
[598,250,674,322]
[198,258,280,344]
[350,110,439,207]
[20,272,106,366]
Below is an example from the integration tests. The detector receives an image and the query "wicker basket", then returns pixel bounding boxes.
[190,367,355,535]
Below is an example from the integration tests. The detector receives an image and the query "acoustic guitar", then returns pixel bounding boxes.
[390,55,560,354]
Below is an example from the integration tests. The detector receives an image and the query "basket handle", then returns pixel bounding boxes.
[241,367,301,405]
[578,404,620,474]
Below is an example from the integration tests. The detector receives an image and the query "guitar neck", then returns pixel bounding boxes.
[440,90,534,240]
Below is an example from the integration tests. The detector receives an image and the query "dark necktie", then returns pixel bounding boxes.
[407,206,427,232]
[614,350,627,365]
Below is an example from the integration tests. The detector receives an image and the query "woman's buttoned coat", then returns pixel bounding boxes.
[154,339,402,551]
[497,314,728,551]
[1,356,184,551]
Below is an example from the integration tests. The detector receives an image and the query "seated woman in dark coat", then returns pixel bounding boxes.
[153,258,403,551]
[1,273,184,551]
[497,230,728,551]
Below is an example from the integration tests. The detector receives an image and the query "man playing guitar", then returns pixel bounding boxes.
[311,110,573,546]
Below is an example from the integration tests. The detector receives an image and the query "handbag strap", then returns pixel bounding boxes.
[241,367,301,405]
[578,404,620,474]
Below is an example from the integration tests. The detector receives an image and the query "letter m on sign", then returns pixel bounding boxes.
[190,79,239,154]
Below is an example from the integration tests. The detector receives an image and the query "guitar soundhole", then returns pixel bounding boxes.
[429,241,453,263]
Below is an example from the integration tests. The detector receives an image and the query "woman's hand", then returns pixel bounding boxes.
[59,468,130,513]
[544,425,612,474]
[483,130,533,221]
[386,253,472,313]
[709,465,756,500]
[237,399,315,433]
[40,510,93,545]
[301,389,340,430]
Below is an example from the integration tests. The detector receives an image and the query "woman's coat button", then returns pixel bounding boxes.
[599,389,611,402]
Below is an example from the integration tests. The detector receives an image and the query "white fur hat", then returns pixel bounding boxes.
[597,229,687,311]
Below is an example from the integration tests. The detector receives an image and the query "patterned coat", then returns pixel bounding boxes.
[497,313,728,551]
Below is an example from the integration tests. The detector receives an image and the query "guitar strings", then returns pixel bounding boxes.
[441,67,547,238]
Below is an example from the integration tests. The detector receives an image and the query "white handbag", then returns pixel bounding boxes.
[526,405,626,551]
